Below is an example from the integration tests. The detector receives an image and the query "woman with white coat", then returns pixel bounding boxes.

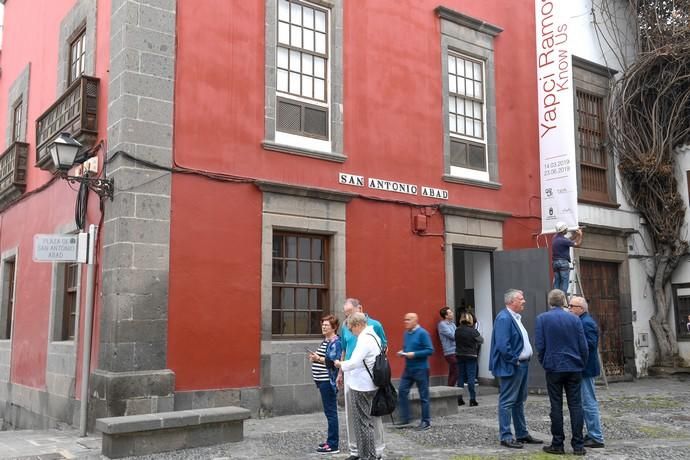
[334,312,383,460]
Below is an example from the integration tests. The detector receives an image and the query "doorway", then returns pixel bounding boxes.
[579,260,626,377]
[453,248,493,379]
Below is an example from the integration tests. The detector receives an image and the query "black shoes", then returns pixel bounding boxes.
[517,435,543,444]
[573,447,587,456]
[500,439,524,449]
[414,421,431,431]
[583,438,605,448]
[469,399,478,406]
[458,396,465,406]
[542,445,565,455]
[344,456,360,460]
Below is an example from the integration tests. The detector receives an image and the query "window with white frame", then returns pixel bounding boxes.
[276,0,329,140]
[264,0,344,160]
[448,53,487,174]
[437,6,501,186]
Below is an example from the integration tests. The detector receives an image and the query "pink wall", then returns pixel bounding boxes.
[0,0,110,390]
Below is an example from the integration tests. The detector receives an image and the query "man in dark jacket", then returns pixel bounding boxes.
[536,289,589,456]
[489,289,543,449]
[569,295,605,448]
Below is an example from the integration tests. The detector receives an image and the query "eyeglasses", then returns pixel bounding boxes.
[568,304,582,309]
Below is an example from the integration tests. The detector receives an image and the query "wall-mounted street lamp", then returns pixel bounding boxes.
[47,132,114,200]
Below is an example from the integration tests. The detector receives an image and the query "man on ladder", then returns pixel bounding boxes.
[551,222,583,294]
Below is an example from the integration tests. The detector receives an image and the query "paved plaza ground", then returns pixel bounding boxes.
[2,376,690,459]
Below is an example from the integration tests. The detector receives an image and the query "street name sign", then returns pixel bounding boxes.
[33,233,88,263]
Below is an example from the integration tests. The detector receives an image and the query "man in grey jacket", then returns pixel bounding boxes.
[437,307,457,387]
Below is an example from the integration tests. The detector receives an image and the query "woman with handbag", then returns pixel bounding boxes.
[334,312,383,460]
[308,315,343,454]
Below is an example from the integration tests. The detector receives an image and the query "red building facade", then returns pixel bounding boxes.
[0,0,542,427]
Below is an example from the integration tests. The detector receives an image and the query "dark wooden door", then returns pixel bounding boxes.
[579,260,625,376]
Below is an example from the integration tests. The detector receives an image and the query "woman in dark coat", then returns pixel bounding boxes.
[455,312,484,406]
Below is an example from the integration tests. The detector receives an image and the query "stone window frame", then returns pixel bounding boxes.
[437,6,501,189]
[48,223,82,343]
[0,248,18,342]
[572,56,618,207]
[258,182,350,410]
[57,0,96,94]
[259,183,348,342]
[263,0,346,163]
[5,64,30,148]
[672,283,690,341]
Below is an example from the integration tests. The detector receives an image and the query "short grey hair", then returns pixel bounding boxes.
[346,311,367,329]
[345,298,361,309]
[548,289,567,308]
[570,295,589,312]
[504,289,523,305]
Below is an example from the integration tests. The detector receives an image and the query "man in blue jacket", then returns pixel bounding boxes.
[569,295,605,448]
[536,289,589,456]
[395,312,434,431]
[489,289,543,449]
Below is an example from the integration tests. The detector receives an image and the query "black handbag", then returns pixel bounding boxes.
[370,382,397,416]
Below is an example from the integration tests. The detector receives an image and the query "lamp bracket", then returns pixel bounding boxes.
[60,172,115,200]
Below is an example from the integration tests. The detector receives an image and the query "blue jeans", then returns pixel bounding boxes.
[398,367,430,424]
[317,380,339,449]
[546,371,584,450]
[498,361,530,441]
[457,357,478,400]
[581,376,604,443]
[553,259,570,293]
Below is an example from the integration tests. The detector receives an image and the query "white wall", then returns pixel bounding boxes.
[464,251,493,379]
[567,0,662,374]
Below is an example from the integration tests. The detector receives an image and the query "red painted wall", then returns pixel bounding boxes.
[345,199,447,376]
[168,180,262,390]
[0,0,110,391]
[170,0,540,390]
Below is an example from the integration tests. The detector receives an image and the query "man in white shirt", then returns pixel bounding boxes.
[489,289,543,449]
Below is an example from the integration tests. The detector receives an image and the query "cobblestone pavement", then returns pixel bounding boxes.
[3,377,690,459]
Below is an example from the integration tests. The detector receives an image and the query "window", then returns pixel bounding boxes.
[272,232,329,336]
[0,258,16,340]
[59,262,79,341]
[276,0,329,140]
[576,90,609,201]
[448,54,487,172]
[437,7,501,186]
[673,284,690,340]
[68,28,86,85]
[264,0,344,160]
[11,99,22,143]
[573,57,617,205]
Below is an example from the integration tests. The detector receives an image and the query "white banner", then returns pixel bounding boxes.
[536,0,578,234]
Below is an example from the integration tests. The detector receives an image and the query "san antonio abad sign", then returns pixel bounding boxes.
[339,173,449,200]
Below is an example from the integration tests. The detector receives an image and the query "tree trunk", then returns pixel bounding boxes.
[649,247,680,366]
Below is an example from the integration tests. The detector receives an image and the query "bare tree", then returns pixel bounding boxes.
[595,0,690,365]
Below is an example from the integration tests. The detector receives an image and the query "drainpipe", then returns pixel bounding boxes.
[79,224,97,436]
